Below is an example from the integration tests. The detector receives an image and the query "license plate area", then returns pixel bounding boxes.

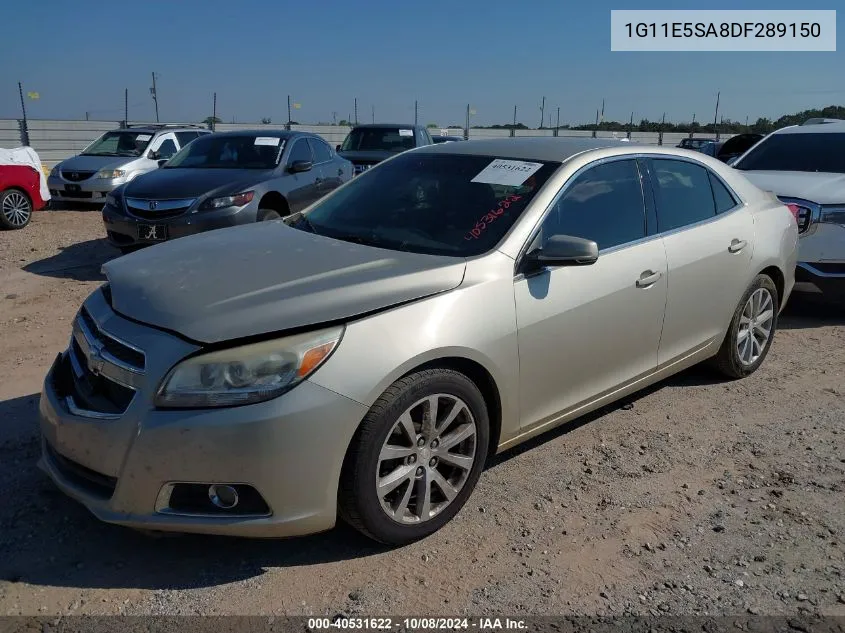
[137,224,168,242]
[65,184,81,193]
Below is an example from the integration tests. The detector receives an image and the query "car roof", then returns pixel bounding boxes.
[414,137,641,162]
[205,129,301,139]
[772,120,845,135]
[350,123,422,129]
[114,125,209,134]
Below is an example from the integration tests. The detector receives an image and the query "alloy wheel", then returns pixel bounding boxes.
[2,192,31,227]
[736,287,774,366]
[376,394,477,524]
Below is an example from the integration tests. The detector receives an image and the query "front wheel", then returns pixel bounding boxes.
[339,369,490,545]
[0,189,33,230]
[713,274,779,378]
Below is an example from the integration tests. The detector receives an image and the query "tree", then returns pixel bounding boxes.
[261,117,272,124]
[338,119,350,126]
[426,123,438,128]
[203,116,222,126]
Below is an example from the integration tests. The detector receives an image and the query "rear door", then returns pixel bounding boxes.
[647,157,755,366]
[283,138,320,212]
[307,137,344,196]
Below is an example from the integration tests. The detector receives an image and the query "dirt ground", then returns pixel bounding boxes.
[1,209,844,618]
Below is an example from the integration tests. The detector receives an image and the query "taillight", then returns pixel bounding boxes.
[778,198,812,234]
[786,204,801,223]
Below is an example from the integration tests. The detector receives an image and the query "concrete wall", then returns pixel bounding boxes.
[0,119,735,167]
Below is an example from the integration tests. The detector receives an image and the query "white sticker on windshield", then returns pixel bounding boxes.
[398,129,414,137]
[471,159,543,186]
[254,136,281,146]
[135,134,152,142]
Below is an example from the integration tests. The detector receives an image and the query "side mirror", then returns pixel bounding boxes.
[289,160,313,174]
[148,150,160,160]
[335,144,342,152]
[522,235,599,273]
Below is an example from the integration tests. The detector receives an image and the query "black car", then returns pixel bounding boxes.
[677,137,717,151]
[716,133,764,164]
[102,130,352,252]
[336,124,434,175]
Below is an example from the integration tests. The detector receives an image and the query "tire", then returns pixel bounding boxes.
[712,274,779,379]
[258,209,282,221]
[119,246,140,255]
[0,189,33,230]
[338,368,490,545]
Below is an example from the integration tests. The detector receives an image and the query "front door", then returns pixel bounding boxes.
[514,158,668,430]
[284,138,321,213]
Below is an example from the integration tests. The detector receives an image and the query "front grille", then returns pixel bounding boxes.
[126,198,194,221]
[797,207,812,233]
[63,341,135,415]
[79,307,145,370]
[61,170,95,182]
[45,442,117,499]
[353,162,377,175]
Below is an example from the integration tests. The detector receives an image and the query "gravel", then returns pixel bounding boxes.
[1,209,844,617]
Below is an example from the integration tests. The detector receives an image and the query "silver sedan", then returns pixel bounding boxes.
[38,138,798,545]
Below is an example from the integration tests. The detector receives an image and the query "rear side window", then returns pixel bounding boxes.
[709,172,738,214]
[651,159,716,232]
[308,138,333,163]
[176,131,200,147]
[542,159,646,250]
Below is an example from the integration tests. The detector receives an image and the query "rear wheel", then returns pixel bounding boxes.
[339,369,490,545]
[0,189,33,230]
[713,274,779,378]
[258,209,282,221]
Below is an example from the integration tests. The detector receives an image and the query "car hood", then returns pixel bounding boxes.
[59,155,136,172]
[337,150,398,163]
[124,168,274,199]
[740,171,845,205]
[102,222,467,344]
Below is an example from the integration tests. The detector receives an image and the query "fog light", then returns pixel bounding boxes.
[208,484,239,509]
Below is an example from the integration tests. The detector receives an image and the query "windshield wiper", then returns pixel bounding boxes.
[287,213,320,235]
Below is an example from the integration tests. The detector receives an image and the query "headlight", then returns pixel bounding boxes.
[50,164,61,177]
[95,169,126,179]
[105,192,121,207]
[199,191,255,210]
[155,326,344,408]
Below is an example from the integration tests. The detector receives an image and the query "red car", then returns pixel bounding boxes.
[0,164,48,229]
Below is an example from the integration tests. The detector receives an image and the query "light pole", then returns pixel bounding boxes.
[150,72,159,123]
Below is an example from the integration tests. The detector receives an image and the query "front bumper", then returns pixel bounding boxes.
[47,175,127,203]
[795,261,845,297]
[102,202,258,248]
[37,291,368,538]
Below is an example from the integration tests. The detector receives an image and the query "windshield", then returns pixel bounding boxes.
[81,131,154,157]
[734,132,845,174]
[164,135,285,169]
[340,127,417,153]
[288,153,560,257]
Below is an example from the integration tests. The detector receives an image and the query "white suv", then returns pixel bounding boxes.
[734,119,845,299]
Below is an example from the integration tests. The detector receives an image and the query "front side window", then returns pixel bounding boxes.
[288,153,560,257]
[287,139,313,165]
[733,132,845,174]
[82,131,153,157]
[652,159,716,232]
[340,127,417,153]
[163,135,286,169]
[540,159,646,251]
[156,138,178,159]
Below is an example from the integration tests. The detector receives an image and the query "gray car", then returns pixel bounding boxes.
[102,130,352,252]
[38,138,797,545]
[47,124,211,205]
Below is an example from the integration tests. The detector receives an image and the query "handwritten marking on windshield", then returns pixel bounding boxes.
[464,195,522,240]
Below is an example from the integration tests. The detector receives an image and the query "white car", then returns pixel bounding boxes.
[733,119,845,299]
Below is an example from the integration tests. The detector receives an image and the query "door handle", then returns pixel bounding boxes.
[728,239,747,253]
[636,270,662,288]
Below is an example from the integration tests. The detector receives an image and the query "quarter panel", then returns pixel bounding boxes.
[308,252,521,445]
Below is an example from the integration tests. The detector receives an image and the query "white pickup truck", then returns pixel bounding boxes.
[733,118,845,300]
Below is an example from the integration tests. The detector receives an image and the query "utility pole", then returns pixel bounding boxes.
[628,111,634,139]
[601,98,605,124]
[85,112,89,121]
[354,98,358,125]
[150,72,159,123]
[659,112,666,145]
[465,104,470,140]
[556,106,560,136]
[124,88,128,125]
[414,100,418,126]
[690,113,696,138]
[332,111,337,125]
[713,91,721,140]
[539,96,545,129]
[212,92,217,131]
[371,105,374,124]
[513,105,517,127]
[593,109,599,138]
[18,82,29,146]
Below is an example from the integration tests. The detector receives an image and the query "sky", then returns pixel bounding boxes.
[1,0,842,127]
